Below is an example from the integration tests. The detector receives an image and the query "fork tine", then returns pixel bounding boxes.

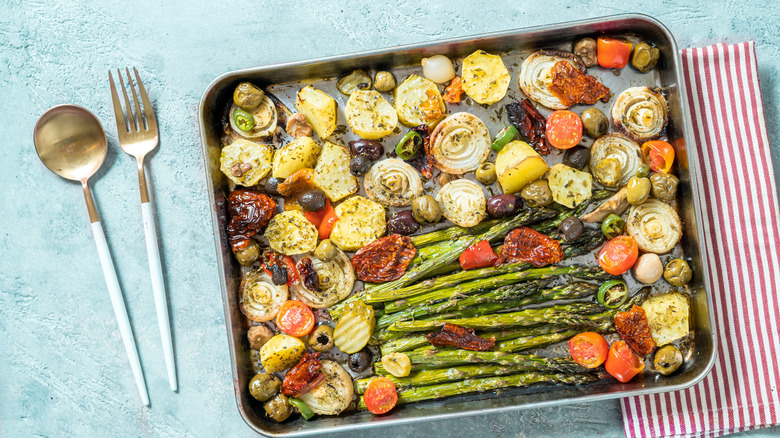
[108,70,128,134]
[133,68,157,132]
[117,68,137,131]
[126,67,145,131]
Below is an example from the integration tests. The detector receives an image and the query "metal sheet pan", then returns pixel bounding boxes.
[198,13,716,437]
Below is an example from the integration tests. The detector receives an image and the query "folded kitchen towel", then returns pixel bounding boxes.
[621,41,780,438]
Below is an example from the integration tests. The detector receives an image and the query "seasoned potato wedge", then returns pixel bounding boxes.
[641,292,690,347]
[547,163,592,208]
[313,141,358,202]
[219,139,274,186]
[264,210,318,255]
[295,85,337,139]
[495,140,549,194]
[393,74,446,127]
[330,196,386,251]
[344,90,398,140]
[260,334,306,373]
[272,136,321,179]
[461,50,511,104]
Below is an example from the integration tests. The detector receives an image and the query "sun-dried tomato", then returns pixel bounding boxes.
[494,226,564,267]
[443,76,465,103]
[549,61,611,107]
[282,352,326,397]
[227,190,277,251]
[419,88,444,122]
[505,99,550,155]
[297,257,320,292]
[351,235,417,283]
[614,305,656,356]
[410,124,434,179]
[427,323,495,351]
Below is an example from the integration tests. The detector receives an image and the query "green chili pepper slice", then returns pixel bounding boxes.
[597,279,629,309]
[491,125,519,152]
[396,131,422,160]
[289,397,315,420]
[233,108,255,131]
[601,213,625,239]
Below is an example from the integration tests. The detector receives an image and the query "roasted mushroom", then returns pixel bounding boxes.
[573,38,598,67]
[285,113,313,138]
[247,325,274,350]
[234,82,265,111]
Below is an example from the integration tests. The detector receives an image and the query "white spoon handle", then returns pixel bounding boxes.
[91,221,150,406]
[141,201,177,391]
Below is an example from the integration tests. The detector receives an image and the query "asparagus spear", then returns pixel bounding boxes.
[402,348,588,372]
[410,219,501,247]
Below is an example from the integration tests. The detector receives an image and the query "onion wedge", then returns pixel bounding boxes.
[611,86,668,141]
[297,360,354,415]
[626,199,682,254]
[428,112,491,174]
[239,269,288,322]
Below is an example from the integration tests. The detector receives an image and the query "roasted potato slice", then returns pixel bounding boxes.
[313,141,358,202]
[461,50,511,104]
[295,85,337,139]
[344,90,398,140]
[330,196,386,251]
[219,139,274,186]
[272,136,321,179]
[547,163,592,208]
[264,210,318,255]
[393,74,446,127]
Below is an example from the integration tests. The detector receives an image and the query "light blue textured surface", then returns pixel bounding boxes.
[1,1,778,437]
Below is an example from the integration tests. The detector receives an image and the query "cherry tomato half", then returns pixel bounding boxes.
[276,300,315,337]
[568,332,609,368]
[363,376,398,415]
[605,340,645,383]
[597,235,639,275]
[641,140,675,173]
[545,110,583,150]
[597,37,633,69]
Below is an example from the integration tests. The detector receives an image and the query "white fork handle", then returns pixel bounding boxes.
[142,201,178,391]
[91,221,150,406]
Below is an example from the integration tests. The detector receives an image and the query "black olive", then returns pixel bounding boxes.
[264,177,283,196]
[558,216,584,242]
[269,264,287,285]
[349,140,383,160]
[387,211,421,235]
[349,154,372,177]
[348,349,372,373]
[564,146,591,170]
[487,194,520,218]
[298,189,327,212]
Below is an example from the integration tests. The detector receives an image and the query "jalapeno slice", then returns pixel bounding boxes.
[234,108,255,131]
[491,125,519,152]
[288,397,315,420]
[597,279,629,309]
[601,213,625,239]
[396,131,422,160]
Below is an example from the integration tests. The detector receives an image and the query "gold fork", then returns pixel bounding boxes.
[109,68,177,391]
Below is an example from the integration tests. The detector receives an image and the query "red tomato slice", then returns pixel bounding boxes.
[545,110,582,150]
[605,340,645,383]
[276,300,315,337]
[363,377,398,415]
[641,140,675,173]
[458,239,498,270]
[597,235,638,275]
[597,37,633,69]
[568,332,609,368]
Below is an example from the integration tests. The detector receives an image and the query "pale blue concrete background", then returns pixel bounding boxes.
[1,0,778,437]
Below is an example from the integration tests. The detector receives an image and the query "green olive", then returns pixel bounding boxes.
[412,195,442,224]
[314,239,338,262]
[650,173,679,202]
[631,42,661,73]
[233,82,265,111]
[664,258,692,287]
[593,158,621,187]
[636,163,651,178]
[580,108,609,138]
[626,177,651,205]
[654,345,683,375]
[249,373,281,402]
[475,162,497,185]
[374,71,396,92]
[264,393,293,422]
[520,180,553,208]
[308,324,335,352]
[234,240,260,266]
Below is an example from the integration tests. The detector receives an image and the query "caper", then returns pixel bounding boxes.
[374,71,396,92]
[412,195,442,224]
[631,42,661,73]
[249,373,281,402]
[580,108,609,138]
[626,177,651,205]
[233,82,265,111]
[314,239,338,262]
[664,258,692,287]
[650,173,679,202]
[234,240,260,266]
[308,324,335,352]
[520,180,553,207]
[475,162,497,185]
[654,345,683,375]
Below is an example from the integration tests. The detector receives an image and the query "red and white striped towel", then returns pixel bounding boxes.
[621,42,780,438]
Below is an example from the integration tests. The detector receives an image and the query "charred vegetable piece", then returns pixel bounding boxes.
[563,145,591,170]
[549,61,611,107]
[601,214,626,239]
[250,373,281,402]
[337,69,372,95]
[664,259,692,287]
[282,352,325,397]
[264,393,293,422]
[288,398,315,420]
[580,108,609,139]
[296,258,320,292]
[387,211,421,236]
[505,99,549,155]
[396,131,423,160]
[558,216,584,242]
[381,353,412,377]
[374,71,396,92]
[227,191,277,252]
[427,323,496,351]
[614,305,656,356]
[308,324,335,352]
[234,82,265,111]
[597,279,628,309]
[349,139,384,160]
[412,195,442,224]
[520,179,553,207]
[476,162,498,185]
[352,235,417,283]
[334,301,376,354]
[348,349,373,373]
[605,340,644,383]
[631,42,660,73]
[654,344,683,375]
[573,38,598,67]
[495,226,564,267]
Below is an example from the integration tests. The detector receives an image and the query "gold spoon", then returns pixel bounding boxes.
[33,104,150,406]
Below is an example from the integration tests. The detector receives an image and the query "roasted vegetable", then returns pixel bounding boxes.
[387,211,421,235]
[381,352,412,377]
[476,162,497,185]
[313,141,359,202]
[547,163,592,208]
[642,140,675,173]
[649,172,679,202]
[626,176,651,205]
[265,211,318,255]
[581,188,629,223]
[654,345,683,375]
[272,136,321,179]
[374,71,396,92]
[334,301,376,354]
[264,393,293,422]
[518,50,586,110]
[495,141,549,195]
[545,110,583,150]
[412,195,442,224]
[597,235,638,276]
[227,190,277,252]
[611,86,668,142]
[337,69,372,95]
[605,340,644,383]
[573,38,598,67]
[260,334,306,373]
[240,269,288,323]
[426,323,496,351]
[330,196,386,251]
[563,145,591,170]
[293,248,355,308]
[363,376,398,414]
[443,76,465,103]
[597,37,633,69]
[229,96,277,138]
[461,50,511,104]
[520,179,553,208]
[614,305,656,356]
[234,239,261,266]
[395,130,422,160]
[220,139,274,186]
[580,108,609,139]
[295,85,337,139]
[601,213,625,239]
[248,325,274,350]
[421,54,456,84]
[664,258,692,287]
[364,158,424,207]
[568,332,609,368]
[633,253,663,284]
[436,179,487,227]
[250,373,281,402]
[352,235,416,282]
[590,133,643,188]
[234,82,265,111]
[458,239,498,270]
[641,292,690,346]
[298,189,326,212]
[597,279,628,309]
[626,199,682,254]
[349,349,373,373]
[505,99,549,155]
[491,125,518,153]
[350,155,373,177]
[428,112,491,174]
[282,352,324,397]
[344,90,398,140]
[308,324,335,352]
[549,61,611,107]
[393,74,446,127]
[631,42,660,73]
[285,113,312,138]
[495,226,564,268]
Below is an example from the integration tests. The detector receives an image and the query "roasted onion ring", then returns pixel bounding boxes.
[292,249,355,308]
[518,50,586,110]
[590,133,642,188]
[229,95,278,138]
[428,112,491,174]
[364,158,424,207]
[626,199,682,254]
[611,86,668,141]
[435,179,487,227]
[239,269,288,322]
